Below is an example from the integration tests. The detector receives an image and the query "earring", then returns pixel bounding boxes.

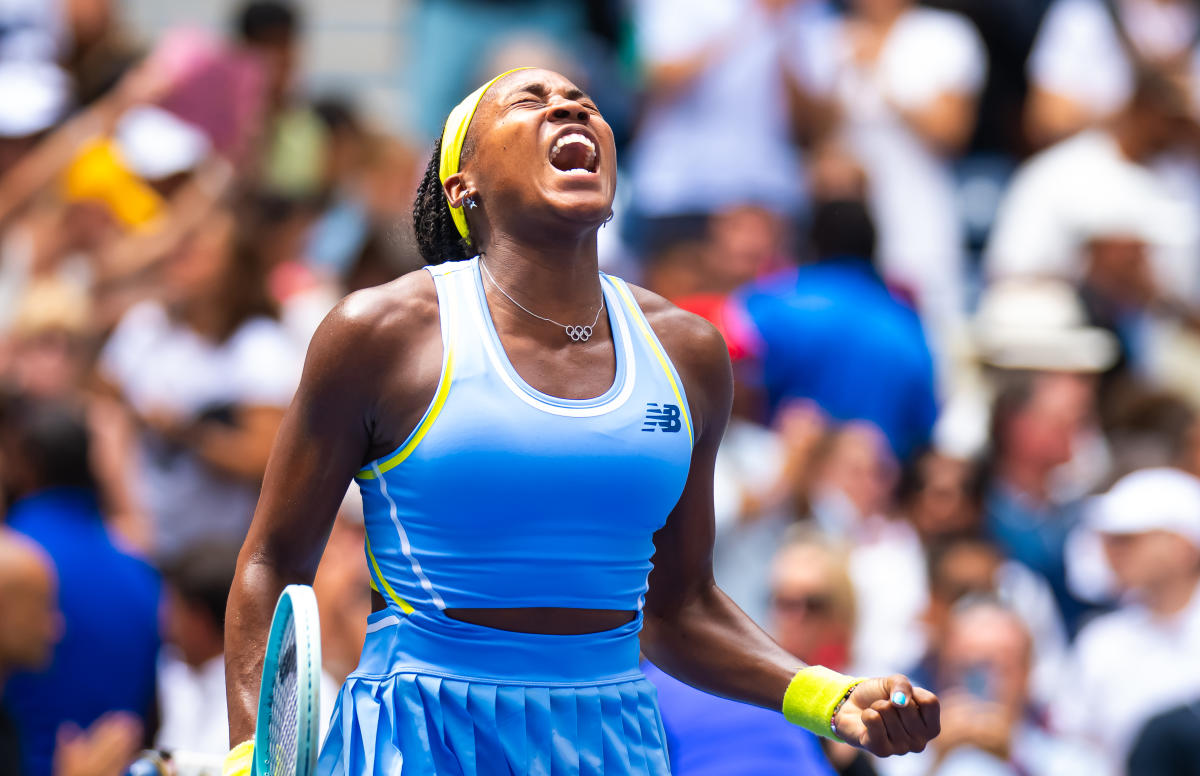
[463,194,478,210]
[602,210,614,226]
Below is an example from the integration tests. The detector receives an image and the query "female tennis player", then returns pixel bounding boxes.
[224,67,940,775]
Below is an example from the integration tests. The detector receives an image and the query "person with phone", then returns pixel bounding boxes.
[880,598,1100,776]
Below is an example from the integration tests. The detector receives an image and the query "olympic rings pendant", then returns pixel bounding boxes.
[565,325,593,342]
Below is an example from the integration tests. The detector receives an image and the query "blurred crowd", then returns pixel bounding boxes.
[2,1,1200,775]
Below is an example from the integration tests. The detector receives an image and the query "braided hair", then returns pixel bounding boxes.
[412,136,475,265]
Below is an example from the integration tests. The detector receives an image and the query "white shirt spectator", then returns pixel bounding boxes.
[155,653,229,756]
[1054,579,1200,771]
[808,6,985,329]
[628,0,834,216]
[985,129,1200,302]
[156,650,339,756]
[1030,0,1200,121]
[844,513,929,676]
[100,301,301,561]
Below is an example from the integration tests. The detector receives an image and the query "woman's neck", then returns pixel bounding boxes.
[478,232,606,330]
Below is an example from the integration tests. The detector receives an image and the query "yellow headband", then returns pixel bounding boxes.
[439,67,533,242]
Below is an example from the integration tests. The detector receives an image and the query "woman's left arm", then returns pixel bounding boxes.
[638,293,940,758]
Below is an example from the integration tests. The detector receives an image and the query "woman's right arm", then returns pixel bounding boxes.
[224,274,439,745]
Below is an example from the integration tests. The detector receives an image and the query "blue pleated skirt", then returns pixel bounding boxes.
[317,608,672,775]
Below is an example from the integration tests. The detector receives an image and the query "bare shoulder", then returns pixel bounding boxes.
[322,269,438,348]
[626,283,732,436]
[626,284,730,379]
[300,269,439,391]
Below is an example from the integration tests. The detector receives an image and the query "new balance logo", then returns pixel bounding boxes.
[643,403,682,433]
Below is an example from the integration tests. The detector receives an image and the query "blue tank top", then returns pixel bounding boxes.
[356,257,694,613]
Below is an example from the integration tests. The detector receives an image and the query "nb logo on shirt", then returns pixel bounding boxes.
[643,403,682,433]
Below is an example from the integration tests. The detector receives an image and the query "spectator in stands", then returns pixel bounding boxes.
[1055,467,1200,770]
[1,280,92,401]
[915,536,1067,708]
[234,0,327,198]
[159,528,349,756]
[626,0,834,237]
[0,62,73,334]
[155,542,242,757]
[97,206,301,563]
[711,401,826,626]
[60,0,142,107]
[0,530,59,774]
[896,449,984,545]
[737,196,937,460]
[0,62,69,180]
[806,422,928,677]
[881,599,1103,776]
[705,204,792,294]
[770,530,857,671]
[805,0,986,335]
[983,369,1102,633]
[1102,389,1200,476]
[987,71,1200,311]
[1026,0,1200,147]
[767,531,875,776]
[0,397,159,776]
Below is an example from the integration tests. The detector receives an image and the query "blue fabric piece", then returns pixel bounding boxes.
[737,259,937,460]
[357,258,694,612]
[318,609,671,775]
[642,663,835,776]
[3,488,161,776]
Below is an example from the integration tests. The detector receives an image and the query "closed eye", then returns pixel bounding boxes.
[510,91,545,107]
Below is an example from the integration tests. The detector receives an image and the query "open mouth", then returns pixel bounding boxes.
[549,132,598,175]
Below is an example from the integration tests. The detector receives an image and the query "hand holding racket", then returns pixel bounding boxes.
[221,585,323,776]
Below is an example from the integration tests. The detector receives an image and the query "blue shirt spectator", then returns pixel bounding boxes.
[738,256,937,461]
[4,488,160,776]
[0,398,160,776]
[642,662,836,775]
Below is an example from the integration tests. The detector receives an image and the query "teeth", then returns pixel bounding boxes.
[554,133,595,153]
[550,132,597,172]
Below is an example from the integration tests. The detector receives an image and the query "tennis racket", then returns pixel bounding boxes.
[252,584,322,776]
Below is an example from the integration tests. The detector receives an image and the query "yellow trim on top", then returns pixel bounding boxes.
[357,277,458,480]
[365,533,415,615]
[612,281,694,446]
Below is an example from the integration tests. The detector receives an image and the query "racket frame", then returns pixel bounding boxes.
[253,584,322,776]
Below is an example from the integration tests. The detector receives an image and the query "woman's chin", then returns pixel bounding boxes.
[540,193,612,230]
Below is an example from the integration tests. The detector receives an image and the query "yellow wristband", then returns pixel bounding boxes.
[222,740,254,776]
[782,665,864,742]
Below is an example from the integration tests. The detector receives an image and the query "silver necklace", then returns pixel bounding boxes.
[479,257,605,343]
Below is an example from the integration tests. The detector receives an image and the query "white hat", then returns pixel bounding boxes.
[0,61,70,138]
[974,279,1119,373]
[114,105,210,181]
[1089,467,1200,547]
